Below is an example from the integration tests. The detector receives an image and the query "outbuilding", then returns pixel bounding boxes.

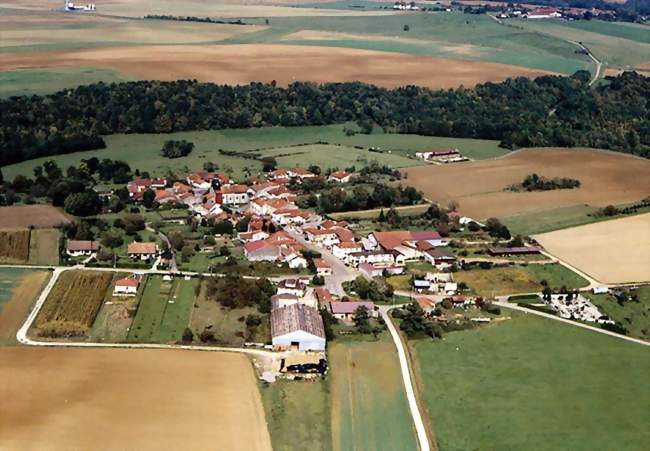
[271,304,326,351]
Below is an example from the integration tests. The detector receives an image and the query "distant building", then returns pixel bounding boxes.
[113,274,141,296]
[66,240,99,256]
[526,8,561,19]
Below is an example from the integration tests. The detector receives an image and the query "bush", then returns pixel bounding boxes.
[160,140,194,159]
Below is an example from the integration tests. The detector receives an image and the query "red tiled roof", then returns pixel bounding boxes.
[329,301,375,315]
[127,242,157,255]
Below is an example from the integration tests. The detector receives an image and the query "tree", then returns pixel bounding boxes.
[64,191,101,216]
[353,306,373,334]
[160,140,194,158]
[509,235,524,247]
[142,189,156,208]
[182,328,194,343]
[261,157,277,172]
[403,24,410,31]
[101,231,123,249]
[312,274,325,286]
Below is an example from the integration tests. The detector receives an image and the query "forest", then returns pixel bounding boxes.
[0,71,648,167]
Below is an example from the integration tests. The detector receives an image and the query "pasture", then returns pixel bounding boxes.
[33,270,113,337]
[0,347,272,451]
[402,148,650,220]
[0,268,49,345]
[0,205,72,228]
[534,213,650,284]
[127,275,197,343]
[1,124,506,180]
[328,336,419,451]
[411,313,650,451]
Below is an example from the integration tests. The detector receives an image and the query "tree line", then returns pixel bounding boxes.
[1,71,648,167]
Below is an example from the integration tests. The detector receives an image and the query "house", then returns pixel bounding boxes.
[369,230,444,251]
[329,301,376,322]
[424,248,457,267]
[127,178,152,194]
[416,297,437,314]
[113,274,141,296]
[277,278,307,297]
[289,167,316,181]
[127,242,158,260]
[304,228,339,247]
[413,279,431,292]
[281,247,308,269]
[347,250,395,267]
[332,241,363,260]
[487,246,542,256]
[314,258,332,276]
[526,7,561,19]
[443,282,458,295]
[154,189,178,204]
[271,303,326,351]
[244,240,279,262]
[315,287,334,306]
[425,272,453,283]
[66,240,99,256]
[220,184,249,205]
[238,230,270,243]
[359,262,405,278]
[271,293,301,309]
[328,171,354,183]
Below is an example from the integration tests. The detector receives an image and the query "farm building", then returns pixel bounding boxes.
[526,7,561,19]
[424,248,457,267]
[416,297,437,314]
[271,293,301,309]
[329,301,376,323]
[127,242,158,260]
[271,304,326,351]
[328,171,355,183]
[314,258,332,276]
[66,240,99,256]
[113,274,141,296]
[487,246,542,256]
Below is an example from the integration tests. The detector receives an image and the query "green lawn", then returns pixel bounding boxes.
[260,380,332,451]
[2,124,507,180]
[412,313,650,451]
[587,287,650,341]
[525,263,589,290]
[329,335,419,451]
[127,276,197,343]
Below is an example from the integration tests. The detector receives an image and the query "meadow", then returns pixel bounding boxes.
[411,313,650,451]
[127,275,197,343]
[1,124,507,180]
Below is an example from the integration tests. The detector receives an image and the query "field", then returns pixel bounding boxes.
[260,380,332,451]
[127,275,197,343]
[0,229,30,263]
[0,268,49,345]
[1,124,507,180]
[454,264,589,297]
[402,148,650,220]
[411,313,650,451]
[33,270,113,337]
[28,228,61,265]
[0,347,272,451]
[328,336,419,451]
[534,213,650,284]
[0,205,72,228]
[587,287,650,341]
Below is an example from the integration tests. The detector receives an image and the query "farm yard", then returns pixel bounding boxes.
[0,268,49,345]
[411,313,650,451]
[0,347,272,451]
[33,270,113,338]
[534,213,650,284]
[403,148,650,220]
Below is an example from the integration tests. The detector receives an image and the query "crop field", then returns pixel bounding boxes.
[0,229,30,263]
[403,148,650,220]
[534,213,650,284]
[329,336,419,451]
[587,287,650,341]
[0,347,272,451]
[411,313,650,451]
[329,203,430,220]
[0,268,49,345]
[127,276,197,343]
[0,205,72,228]
[28,228,60,265]
[2,124,507,180]
[33,270,113,337]
[260,380,332,451]
[454,264,588,297]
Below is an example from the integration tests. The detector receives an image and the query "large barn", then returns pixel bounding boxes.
[271,304,326,351]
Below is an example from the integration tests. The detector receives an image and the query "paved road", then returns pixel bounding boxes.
[379,305,433,451]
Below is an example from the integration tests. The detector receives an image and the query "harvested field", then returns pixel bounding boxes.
[0,269,49,345]
[0,44,550,90]
[0,205,72,228]
[0,229,30,263]
[28,228,60,265]
[34,270,113,337]
[534,213,650,284]
[0,347,272,451]
[402,148,650,219]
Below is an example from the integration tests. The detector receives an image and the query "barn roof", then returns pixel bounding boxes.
[271,304,325,339]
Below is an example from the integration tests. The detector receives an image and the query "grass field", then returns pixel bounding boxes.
[1,124,507,180]
[1,347,272,451]
[260,380,332,451]
[0,268,49,345]
[587,287,650,341]
[411,313,650,451]
[127,275,197,343]
[525,263,590,290]
[329,335,418,451]
[534,213,650,284]
[34,270,113,337]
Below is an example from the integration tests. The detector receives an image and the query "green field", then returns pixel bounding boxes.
[1,124,507,180]
[525,263,590,290]
[260,380,332,451]
[127,275,197,343]
[0,267,30,307]
[412,313,650,451]
[501,204,600,236]
[587,287,650,341]
[329,335,419,451]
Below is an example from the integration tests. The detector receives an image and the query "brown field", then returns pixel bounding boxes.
[533,213,650,284]
[28,228,60,265]
[0,44,550,90]
[403,148,650,219]
[34,270,113,337]
[0,229,30,263]
[0,271,50,345]
[0,205,72,228]
[0,347,272,451]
